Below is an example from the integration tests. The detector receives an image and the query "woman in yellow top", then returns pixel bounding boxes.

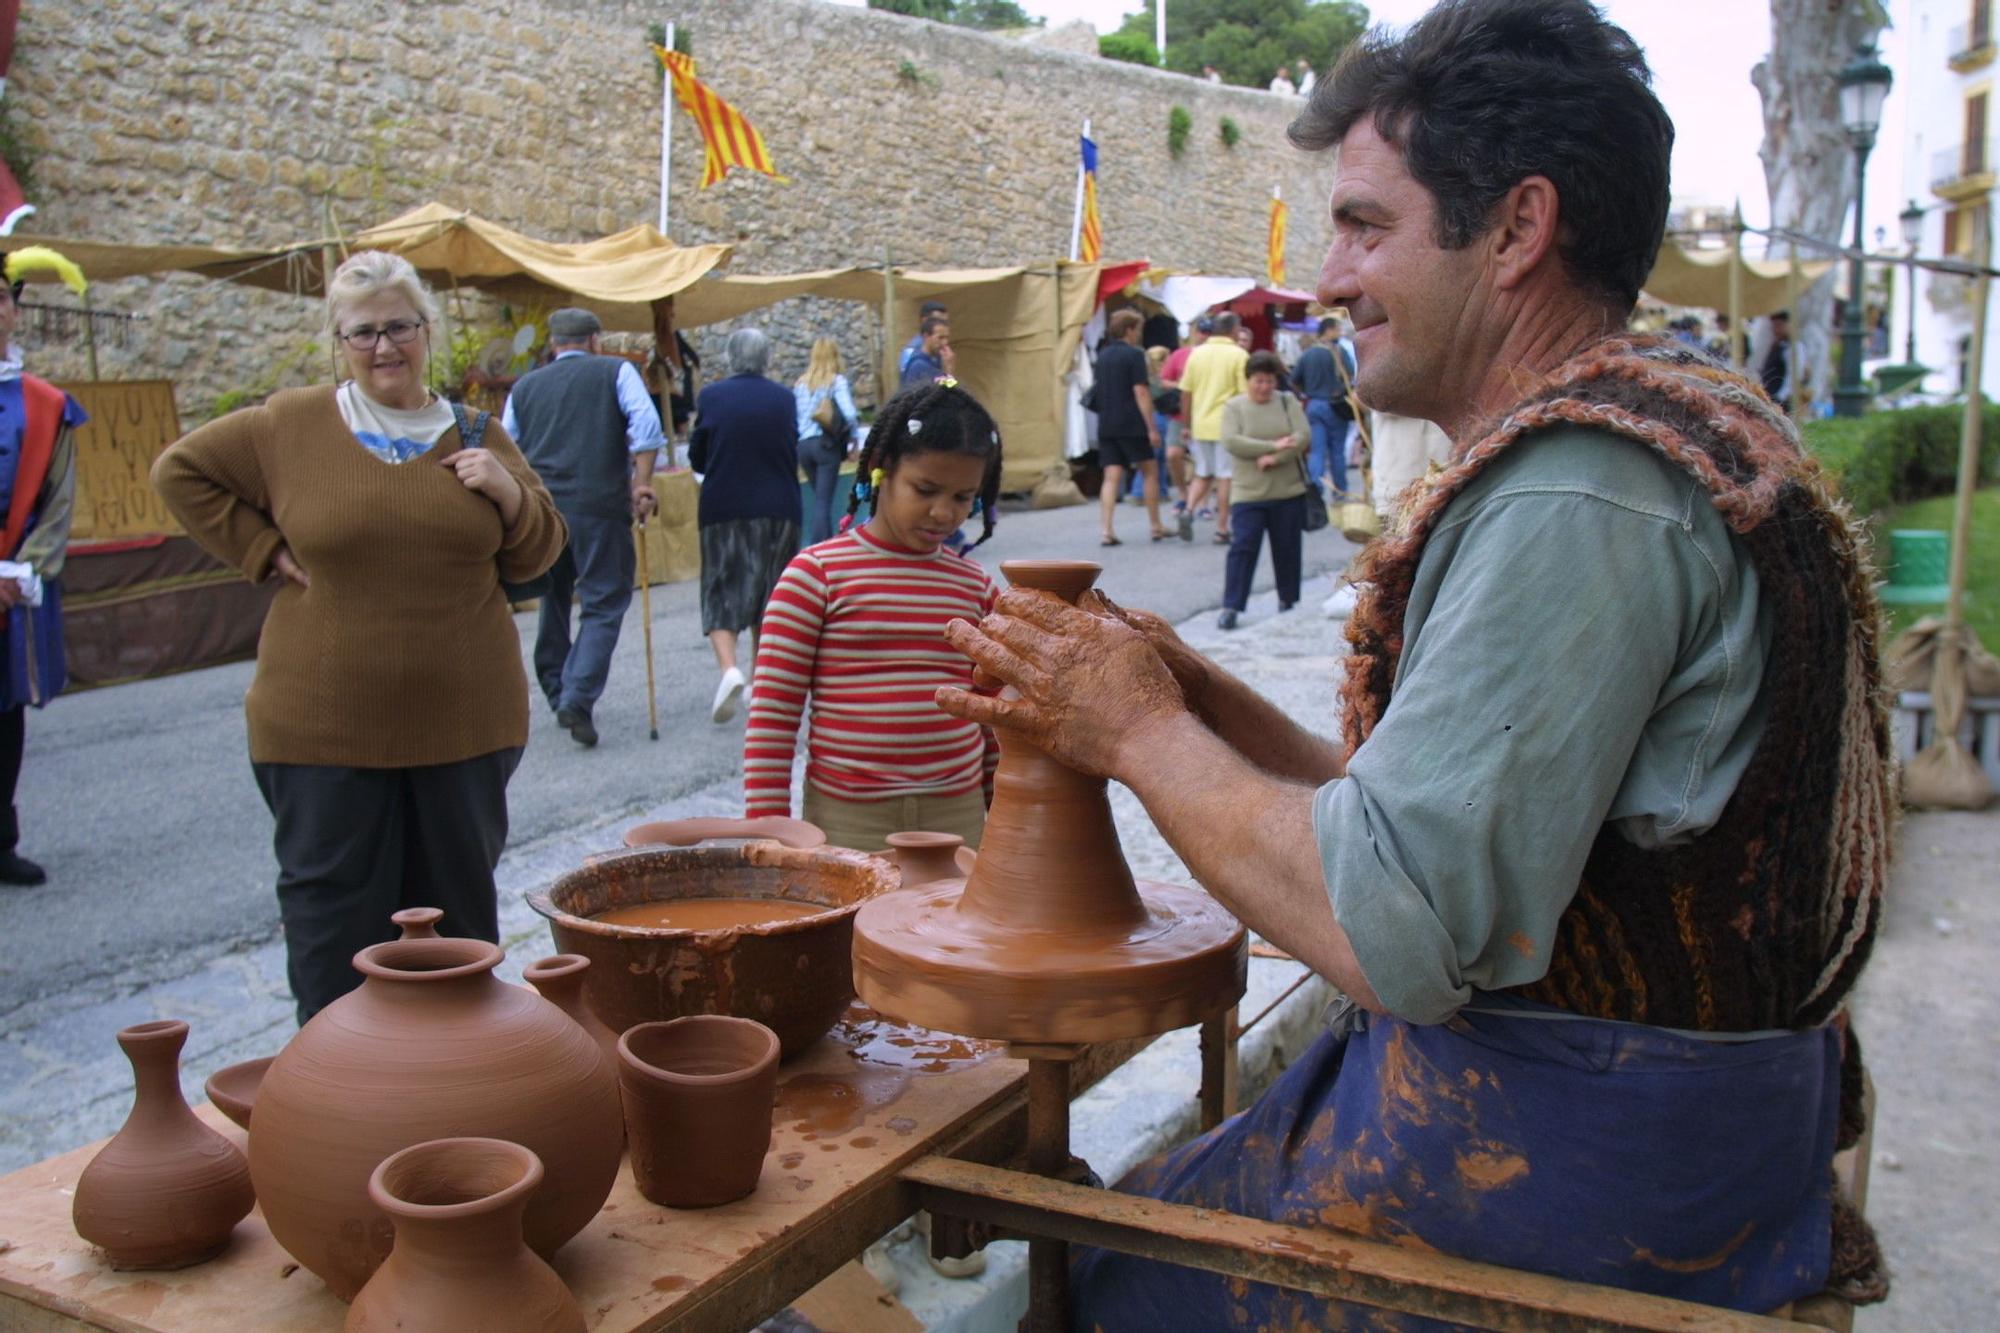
[152,250,566,1023]
[1215,349,1311,630]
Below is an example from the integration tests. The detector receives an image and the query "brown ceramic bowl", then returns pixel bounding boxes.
[621,817,827,851]
[527,844,896,1060]
[203,1056,274,1130]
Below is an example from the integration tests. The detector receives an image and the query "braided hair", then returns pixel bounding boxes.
[845,379,1004,549]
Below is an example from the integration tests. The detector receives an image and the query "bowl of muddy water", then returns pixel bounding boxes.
[528,844,898,1061]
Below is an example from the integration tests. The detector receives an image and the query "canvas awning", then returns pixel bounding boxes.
[1641,241,1834,318]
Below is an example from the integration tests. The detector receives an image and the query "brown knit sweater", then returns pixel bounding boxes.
[152,385,567,768]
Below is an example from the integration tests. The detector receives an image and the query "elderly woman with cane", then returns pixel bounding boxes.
[153,249,566,1024]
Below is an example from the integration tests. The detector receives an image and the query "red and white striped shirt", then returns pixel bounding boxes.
[743,526,999,817]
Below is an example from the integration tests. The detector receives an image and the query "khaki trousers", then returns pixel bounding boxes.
[803,786,987,853]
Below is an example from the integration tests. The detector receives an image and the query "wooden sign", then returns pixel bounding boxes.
[56,380,185,543]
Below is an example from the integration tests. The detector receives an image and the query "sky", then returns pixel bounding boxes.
[832,0,1921,256]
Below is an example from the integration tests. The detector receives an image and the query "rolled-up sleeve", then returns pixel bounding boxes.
[1315,482,1703,1023]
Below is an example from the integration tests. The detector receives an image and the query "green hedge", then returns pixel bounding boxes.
[1799,400,2000,519]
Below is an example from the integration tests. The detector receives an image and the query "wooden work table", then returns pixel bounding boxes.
[0,1006,1154,1332]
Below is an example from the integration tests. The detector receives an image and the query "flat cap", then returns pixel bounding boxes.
[549,307,603,338]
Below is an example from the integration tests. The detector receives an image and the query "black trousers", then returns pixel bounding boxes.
[1222,494,1306,612]
[253,747,521,1025]
[0,704,22,853]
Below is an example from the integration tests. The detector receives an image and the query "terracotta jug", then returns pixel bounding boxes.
[523,954,622,1069]
[618,1016,779,1208]
[884,831,965,887]
[73,1020,255,1269]
[250,937,623,1301]
[344,1138,585,1333]
[391,907,442,939]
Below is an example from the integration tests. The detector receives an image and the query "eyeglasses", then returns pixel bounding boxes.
[338,319,427,350]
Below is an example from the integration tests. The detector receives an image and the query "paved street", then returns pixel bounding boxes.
[0,491,1360,1171]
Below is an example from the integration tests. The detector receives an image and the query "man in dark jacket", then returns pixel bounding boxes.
[503,307,665,748]
[1290,316,1358,497]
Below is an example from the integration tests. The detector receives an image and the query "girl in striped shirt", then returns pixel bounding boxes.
[743,380,1002,851]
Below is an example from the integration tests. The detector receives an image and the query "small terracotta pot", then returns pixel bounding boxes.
[391,907,443,939]
[523,954,622,1070]
[885,831,965,886]
[622,816,827,850]
[618,1017,779,1208]
[345,1138,584,1333]
[73,1020,256,1269]
[203,1055,275,1130]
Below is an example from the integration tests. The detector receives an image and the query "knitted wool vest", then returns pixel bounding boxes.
[1340,336,1895,1036]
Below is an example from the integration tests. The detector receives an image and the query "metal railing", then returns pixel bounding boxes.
[1933,139,1998,193]
[1950,2,1994,62]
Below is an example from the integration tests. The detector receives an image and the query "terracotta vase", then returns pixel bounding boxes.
[618,1017,779,1208]
[391,907,443,939]
[885,831,965,887]
[523,954,622,1069]
[250,937,623,1301]
[344,1138,584,1333]
[73,1020,256,1269]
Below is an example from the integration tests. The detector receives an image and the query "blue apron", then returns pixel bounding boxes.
[1071,995,1840,1329]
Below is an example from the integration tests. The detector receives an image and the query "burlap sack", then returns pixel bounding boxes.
[1030,464,1086,510]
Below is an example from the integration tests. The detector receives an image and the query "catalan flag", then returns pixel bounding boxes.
[1078,134,1103,263]
[653,45,788,190]
[1268,191,1289,287]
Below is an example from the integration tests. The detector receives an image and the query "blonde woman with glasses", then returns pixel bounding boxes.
[152,249,565,1025]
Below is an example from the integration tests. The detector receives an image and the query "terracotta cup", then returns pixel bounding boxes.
[617,1017,780,1208]
[345,1138,584,1333]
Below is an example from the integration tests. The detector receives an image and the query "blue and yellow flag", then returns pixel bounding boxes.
[1078,135,1103,263]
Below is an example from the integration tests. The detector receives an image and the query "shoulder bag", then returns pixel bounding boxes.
[1287,398,1329,532]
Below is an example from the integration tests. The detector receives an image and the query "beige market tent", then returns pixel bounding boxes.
[1641,239,1834,317]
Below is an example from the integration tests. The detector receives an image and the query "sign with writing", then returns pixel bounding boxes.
[56,380,185,543]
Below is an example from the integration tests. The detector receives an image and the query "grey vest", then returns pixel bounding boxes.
[506,355,632,519]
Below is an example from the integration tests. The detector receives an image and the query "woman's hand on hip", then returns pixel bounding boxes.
[444,449,524,524]
[272,546,311,588]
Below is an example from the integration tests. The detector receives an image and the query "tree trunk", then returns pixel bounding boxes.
[1751,0,1888,414]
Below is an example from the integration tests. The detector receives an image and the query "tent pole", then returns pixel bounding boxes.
[1787,236,1804,418]
[881,245,896,405]
[1068,118,1089,263]
[658,21,675,235]
[1944,217,1990,636]
[81,297,99,381]
[1727,202,1744,373]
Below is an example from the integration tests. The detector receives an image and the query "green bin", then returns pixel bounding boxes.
[1880,529,1950,605]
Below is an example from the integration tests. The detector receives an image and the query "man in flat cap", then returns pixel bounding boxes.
[502,307,666,747]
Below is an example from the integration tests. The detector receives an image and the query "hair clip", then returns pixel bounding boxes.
[870,467,886,489]
[839,514,856,534]
[907,418,922,435]
[970,498,984,517]
[936,376,959,389]
[990,430,999,444]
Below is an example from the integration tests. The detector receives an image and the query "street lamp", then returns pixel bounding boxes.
[1834,43,1894,418]
[1899,198,1925,366]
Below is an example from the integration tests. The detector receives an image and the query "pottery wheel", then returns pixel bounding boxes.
[854,876,1245,1044]
[852,558,1247,1046]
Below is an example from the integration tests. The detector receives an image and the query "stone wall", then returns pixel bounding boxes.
[12,0,1334,421]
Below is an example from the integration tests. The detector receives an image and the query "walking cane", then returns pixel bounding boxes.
[635,518,660,741]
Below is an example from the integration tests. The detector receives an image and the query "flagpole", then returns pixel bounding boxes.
[657,20,675,234]
[1271,184,1281,285]
[1155,0,1165,63]
[1068,117,1089,263]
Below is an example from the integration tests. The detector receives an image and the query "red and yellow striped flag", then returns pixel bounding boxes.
[1267,193,1289,287]
[653,45,788,189]
[1078,135,1103,263]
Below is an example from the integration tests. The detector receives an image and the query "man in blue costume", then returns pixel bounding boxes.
[937,1,1893,1323]
[0,255,84,885]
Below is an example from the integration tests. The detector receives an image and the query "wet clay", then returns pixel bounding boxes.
[623,816,827,850]
[202,1055,275,1131]
[853,560,1246,1044]
[591,898,828,931]
[250,935,623,1301]
[73,1020,256,1270]
[529,843,899,1060]
[618,1017,780,1208]
[522,954,623,1071]
[345,1138,584,1333]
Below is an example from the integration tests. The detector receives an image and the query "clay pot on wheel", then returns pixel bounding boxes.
[391,907,443,940]
[345,1138,584,1333]
[250,937,623,1301]
[618,1017,779,1208]
[73,1020,256,1269]
[523,954,622,1069]
[884,831,965,886]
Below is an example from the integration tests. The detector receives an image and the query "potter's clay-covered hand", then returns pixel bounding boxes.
[938,588,1185,779]
[1078,589,1213,721]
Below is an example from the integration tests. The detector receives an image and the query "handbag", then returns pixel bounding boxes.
[1286,398,1330,532]
[450,401,554,604]
[809,385,852,447]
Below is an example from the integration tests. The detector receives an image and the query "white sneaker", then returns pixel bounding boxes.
[710,666,746,723]
[1322,584,1358,619]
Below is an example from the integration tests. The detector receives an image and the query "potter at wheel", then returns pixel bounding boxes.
[853,561,1245,1044]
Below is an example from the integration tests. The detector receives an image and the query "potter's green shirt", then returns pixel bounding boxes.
[1313,426,1771,1024]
